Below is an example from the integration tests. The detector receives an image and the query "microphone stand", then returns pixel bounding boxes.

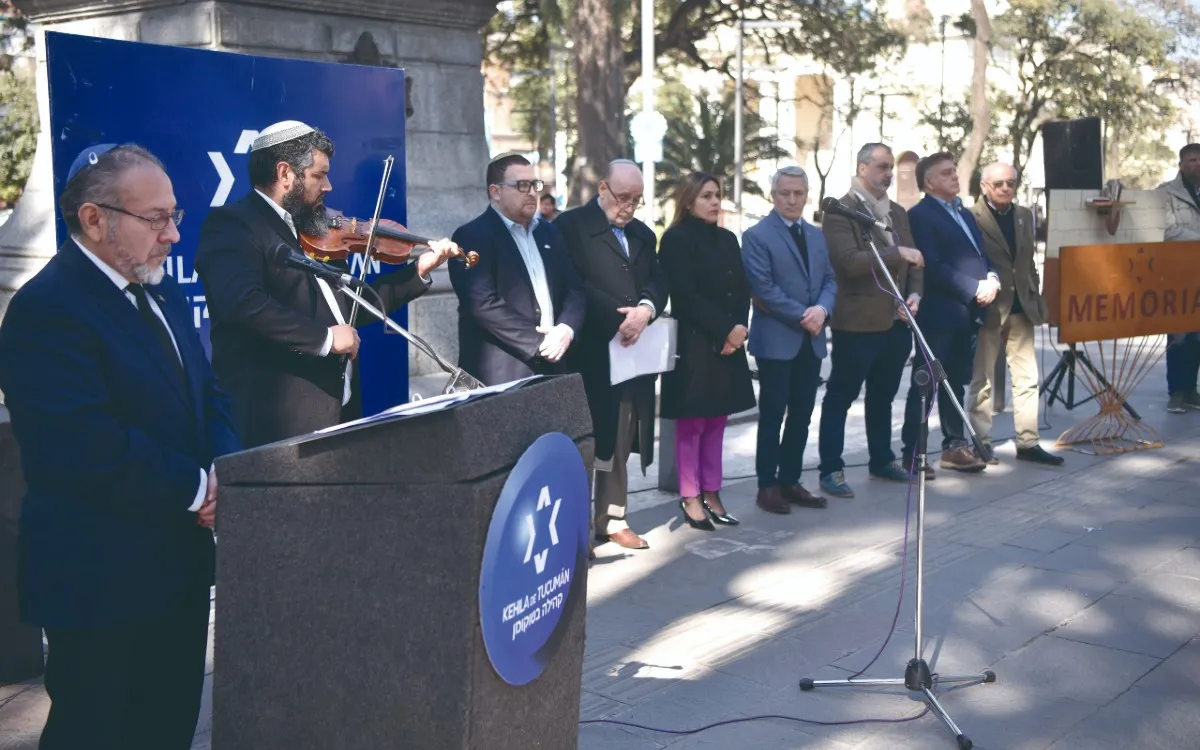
[333,281,485,395]
[797,216,996,750]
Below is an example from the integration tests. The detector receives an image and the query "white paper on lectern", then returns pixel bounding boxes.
[609,317,677,385]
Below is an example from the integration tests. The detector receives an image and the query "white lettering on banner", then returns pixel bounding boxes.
[191,296,209,328]
[502,565,572,641]
[348,253,382,276]
[208,129,261,208]
[171,256,199,284]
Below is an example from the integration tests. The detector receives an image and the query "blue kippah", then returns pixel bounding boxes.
[66,143,118,184]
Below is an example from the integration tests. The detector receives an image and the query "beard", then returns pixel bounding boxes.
[282,180,329,236]
[109,224,168,285]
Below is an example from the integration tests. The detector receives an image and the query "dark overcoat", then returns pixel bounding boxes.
[554,198,668,469]
[659,213,756,419]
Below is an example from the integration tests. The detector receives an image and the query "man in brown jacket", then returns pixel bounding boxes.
[966,162,1063,465]
[817,143,926,497]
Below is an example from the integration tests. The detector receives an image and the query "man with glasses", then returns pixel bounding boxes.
[194,120,462,447]
[448,152,584,385]
[0,143,240,749]
[966,162,1063,465]
[555,159,667,553]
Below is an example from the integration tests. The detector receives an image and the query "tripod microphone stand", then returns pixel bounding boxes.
[1041,343,1140,419]
[801,200,996,750]
[335,283,485,395]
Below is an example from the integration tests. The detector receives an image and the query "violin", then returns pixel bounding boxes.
[299,210,480,269]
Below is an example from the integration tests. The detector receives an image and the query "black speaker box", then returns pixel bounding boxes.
[1042,117,1103,190]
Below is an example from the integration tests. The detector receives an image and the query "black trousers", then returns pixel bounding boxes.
[755,342,822,488]
[39,584,211,750]
[901,324,978,453]
[818,322,913,475]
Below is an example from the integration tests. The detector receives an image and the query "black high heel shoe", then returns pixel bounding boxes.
[702,492,740,526]
[679,497,715,531]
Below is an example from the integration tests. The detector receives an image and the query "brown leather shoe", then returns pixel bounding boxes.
[780,484,828,508]
[756,487,791,514]
[902,454,935,481]
[601,529,649,550]
[940,445,986,472]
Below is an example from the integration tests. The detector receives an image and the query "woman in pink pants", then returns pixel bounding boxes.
[659,172,757,530]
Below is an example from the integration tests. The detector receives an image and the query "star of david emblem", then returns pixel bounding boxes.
[523,485,562,574]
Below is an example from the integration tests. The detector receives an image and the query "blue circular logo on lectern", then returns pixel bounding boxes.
[479,432,590,686]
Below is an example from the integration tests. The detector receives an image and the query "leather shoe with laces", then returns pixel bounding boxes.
[1016,444,1064,466]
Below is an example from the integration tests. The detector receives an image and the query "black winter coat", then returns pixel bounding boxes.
[659,214,757,419]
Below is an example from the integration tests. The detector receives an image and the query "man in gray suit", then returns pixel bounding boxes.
[743,165,838,514]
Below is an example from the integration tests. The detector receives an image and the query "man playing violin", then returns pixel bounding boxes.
[195,120,462,447]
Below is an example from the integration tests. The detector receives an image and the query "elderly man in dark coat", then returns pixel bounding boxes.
[555,159,668,552]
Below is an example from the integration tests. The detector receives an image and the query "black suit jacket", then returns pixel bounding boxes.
[194,191,430,448]
[554,198,667,468]
[0,241,241,629]
[449,206,585,385]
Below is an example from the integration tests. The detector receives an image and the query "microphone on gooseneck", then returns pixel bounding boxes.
[819,197,892,234]
[270,244,365,288]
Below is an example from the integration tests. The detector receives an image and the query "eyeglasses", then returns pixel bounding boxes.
[493,179,545,194]
[600,182,645,208]
[988,179,1018,189]
[97,203,184,230]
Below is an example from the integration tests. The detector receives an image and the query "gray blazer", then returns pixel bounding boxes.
[742,210,838,361]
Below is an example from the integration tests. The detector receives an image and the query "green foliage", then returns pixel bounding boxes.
[656,85,790,201]
[0,70,37,204]
[991,0,1197,179]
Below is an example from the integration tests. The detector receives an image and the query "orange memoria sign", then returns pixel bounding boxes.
[1058,241,1200,343]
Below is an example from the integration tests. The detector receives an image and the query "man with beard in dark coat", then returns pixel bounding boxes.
[555,159,668,552]
[195,120,463,447]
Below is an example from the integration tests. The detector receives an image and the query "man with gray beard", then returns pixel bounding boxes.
[816,143,926,497]
[0,143,240,749]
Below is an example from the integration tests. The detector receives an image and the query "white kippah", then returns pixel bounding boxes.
[250,120,315,151]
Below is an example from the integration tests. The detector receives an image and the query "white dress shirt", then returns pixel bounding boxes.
[74,238,209,512]
[492,205,559,332]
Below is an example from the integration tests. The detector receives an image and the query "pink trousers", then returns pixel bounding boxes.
[675,416,729,498]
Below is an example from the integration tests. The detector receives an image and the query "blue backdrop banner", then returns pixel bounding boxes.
[478,432,590,686]
[45,31,411,415]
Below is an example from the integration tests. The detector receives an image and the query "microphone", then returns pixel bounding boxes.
[271,244,364,288]
[820,197,891,234]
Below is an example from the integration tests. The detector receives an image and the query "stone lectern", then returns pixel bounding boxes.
[212,375,593,750]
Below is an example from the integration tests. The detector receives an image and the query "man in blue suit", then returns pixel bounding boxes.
[449,153,585,385]
[0,144,240,749]
[743,165,837,514]
[900,152,999,476]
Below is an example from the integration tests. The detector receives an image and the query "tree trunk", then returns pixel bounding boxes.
[957,0,992,193]
[569,0,627,206]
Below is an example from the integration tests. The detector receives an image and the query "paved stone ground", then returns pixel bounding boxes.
[2,334,1198,749]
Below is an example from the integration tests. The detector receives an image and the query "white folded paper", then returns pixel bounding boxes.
[609,317,677,385]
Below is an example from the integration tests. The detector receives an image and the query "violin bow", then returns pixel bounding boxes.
[346,155,395,327]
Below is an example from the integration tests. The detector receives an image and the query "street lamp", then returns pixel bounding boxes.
[735,18,804,233]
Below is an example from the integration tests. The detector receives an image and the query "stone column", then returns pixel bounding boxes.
[1,0,497,376]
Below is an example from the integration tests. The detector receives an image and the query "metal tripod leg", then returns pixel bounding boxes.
[797,385,997,750]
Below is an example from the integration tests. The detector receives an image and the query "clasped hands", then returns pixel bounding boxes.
[721,324,748,355]
[976,276,1001,306]
[799,305,826,336]
[197,467,217,529]
[616,304,652,347]
[536,323,574,362]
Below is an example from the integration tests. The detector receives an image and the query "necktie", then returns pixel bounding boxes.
[788,222,810,271]
[611,225,629,257]
[127,284,187,392]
